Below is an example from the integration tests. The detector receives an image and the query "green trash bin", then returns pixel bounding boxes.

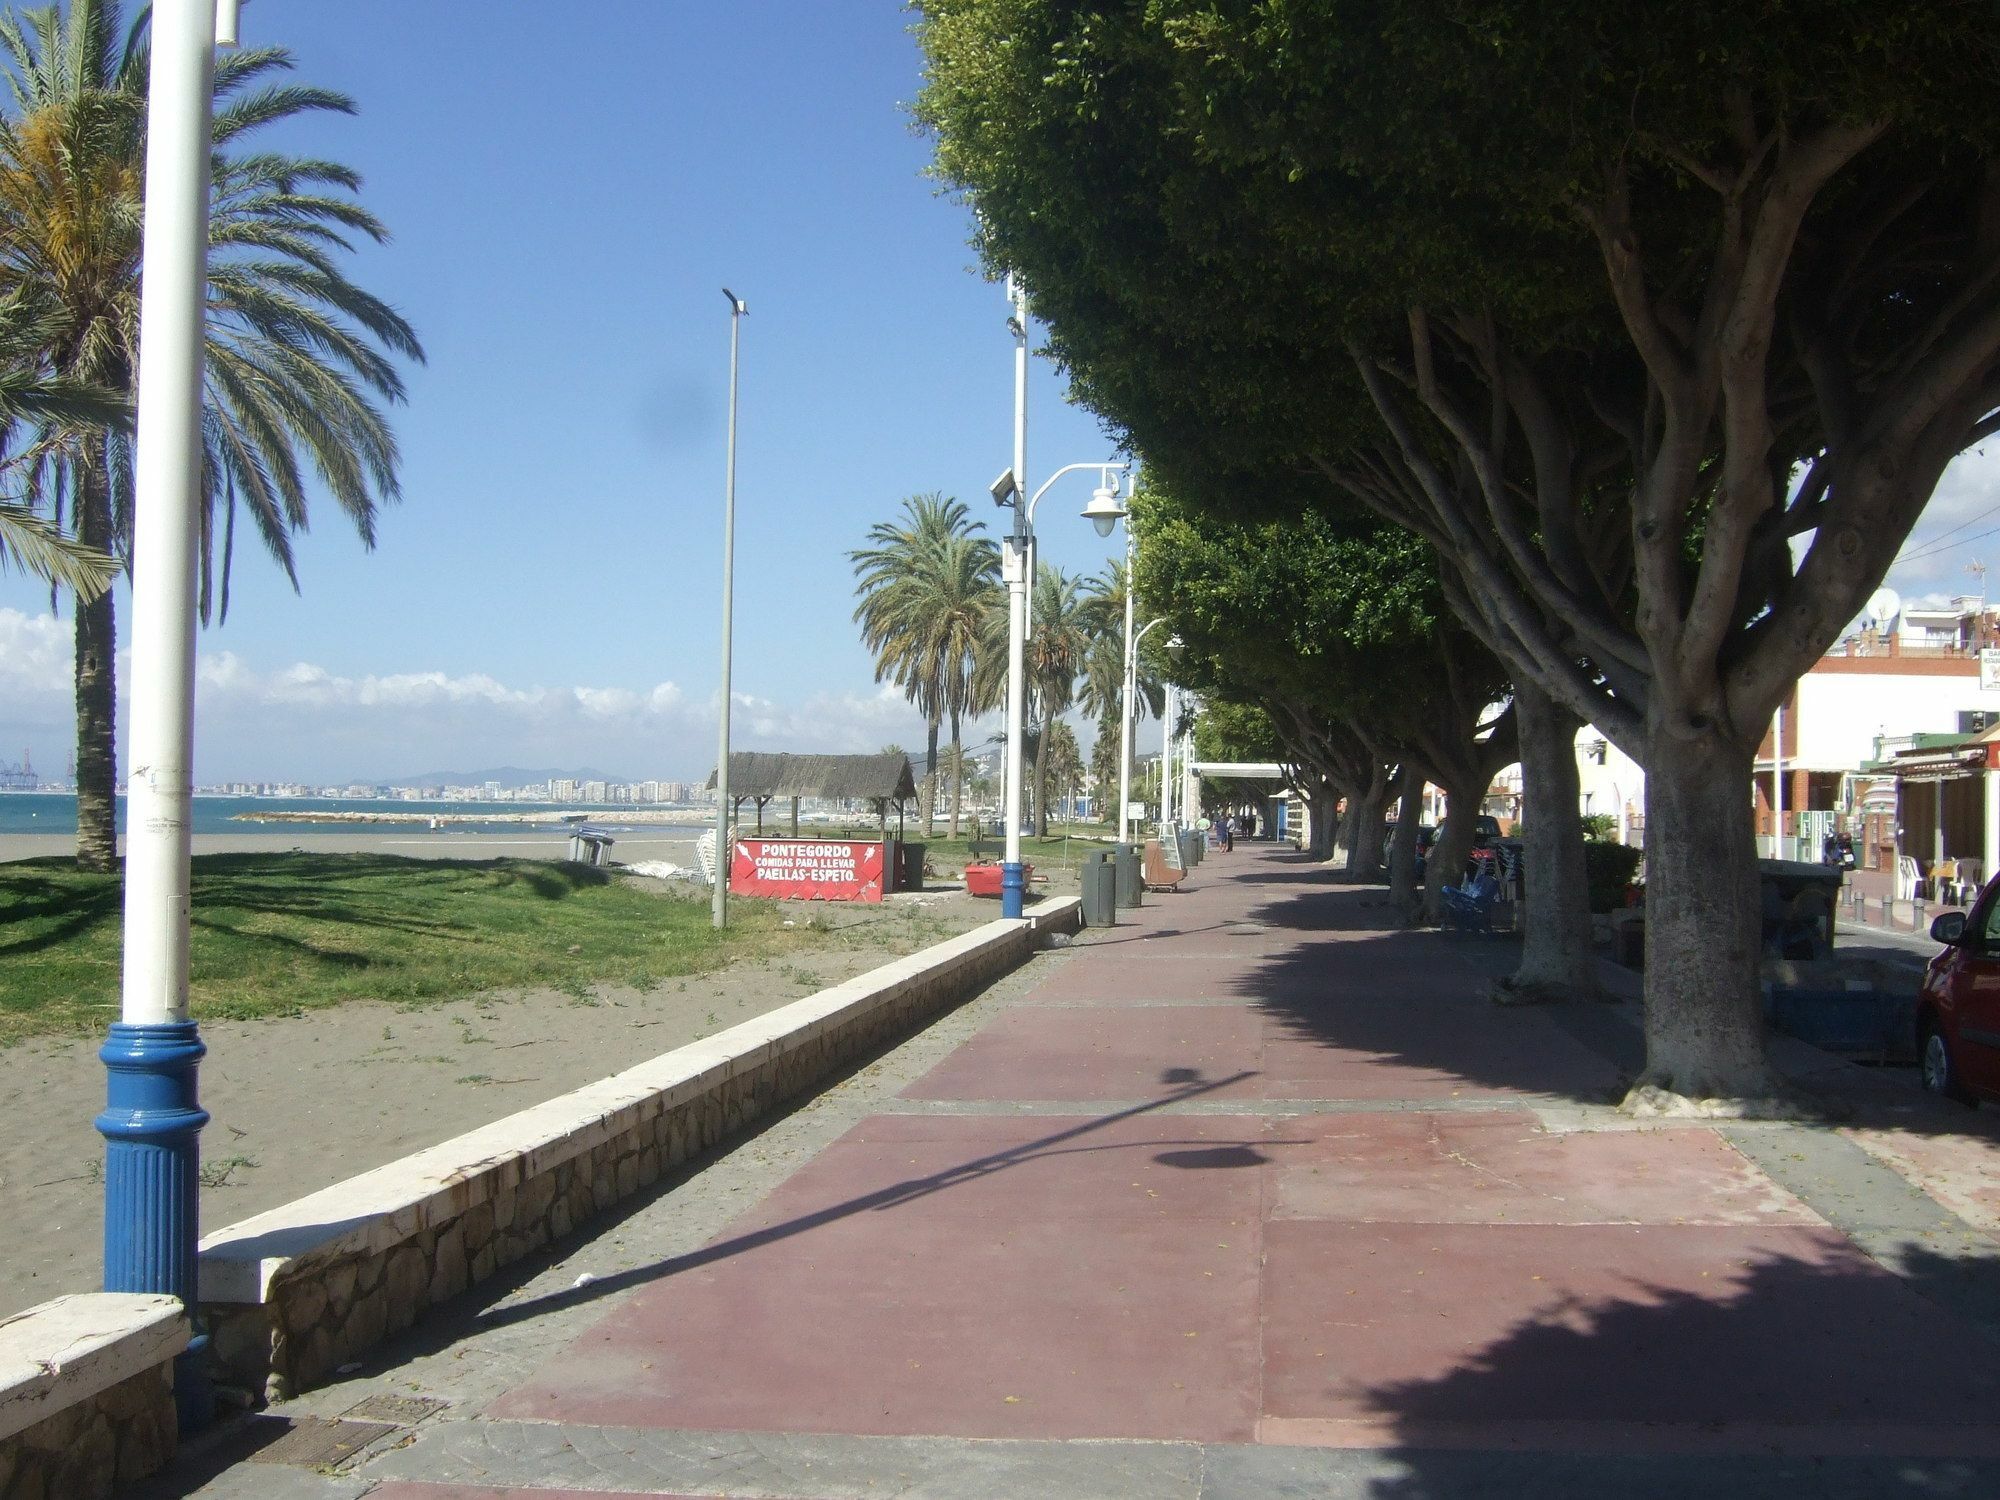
[1080,849,1117,927]
[1114,842,1142,908]
[899,841,926,893]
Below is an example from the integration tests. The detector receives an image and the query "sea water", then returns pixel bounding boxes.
[0,791,700,838]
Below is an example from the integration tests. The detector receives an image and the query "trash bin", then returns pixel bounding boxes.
[1178,829,1200,871]
[1113,842,1142,908]
[566,829,614,866]
[899,841,926,893]
[1758,858,1842,960]
[1080,849,1117,927]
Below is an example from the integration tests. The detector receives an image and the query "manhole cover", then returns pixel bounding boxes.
[342,1393,446,1426]
[245,1416,398,1468]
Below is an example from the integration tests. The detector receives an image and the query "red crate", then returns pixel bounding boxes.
[963,861,1032,897]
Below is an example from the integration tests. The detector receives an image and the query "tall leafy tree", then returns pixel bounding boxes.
[918,0,2000,1109]
[850,492,1001,836]
[0,0,423,868]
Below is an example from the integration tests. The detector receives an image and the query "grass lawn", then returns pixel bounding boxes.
[0,853,854,1045]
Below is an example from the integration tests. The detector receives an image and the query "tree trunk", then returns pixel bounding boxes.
[1499,681,1598,1004]
[1343,763,1390,880]
[920,719,939,839]
[1421,780,1480,924]
[1630,727,1788,1114]
[948,715,963,838]
[73,462,118,872]
[1386,766,1423,912]
[1304,778,1338,859]
[1032,725,1050,839]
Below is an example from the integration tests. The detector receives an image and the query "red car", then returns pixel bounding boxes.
[1917,884,2000,1104]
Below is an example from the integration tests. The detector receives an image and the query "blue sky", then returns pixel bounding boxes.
[3,1,1997,787]
[0,1,1127,785]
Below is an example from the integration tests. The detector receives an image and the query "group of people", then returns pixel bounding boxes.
[1207,811,1257,851]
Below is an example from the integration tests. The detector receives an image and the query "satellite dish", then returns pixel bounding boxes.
[1867,587,1902,628]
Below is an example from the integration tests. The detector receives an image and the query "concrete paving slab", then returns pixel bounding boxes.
[1258,1008,1625,1104]
[900,1005,1265,1102]
[364,1421,1206,1499]
[728,1109,1273,1228]
[489,1203,1264,1441]
[1269,1111,1824,1227]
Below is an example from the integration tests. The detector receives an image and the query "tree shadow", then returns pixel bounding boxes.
[1334,1241,2000,1494]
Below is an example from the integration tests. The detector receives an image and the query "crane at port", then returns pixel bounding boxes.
[0,749,36,791]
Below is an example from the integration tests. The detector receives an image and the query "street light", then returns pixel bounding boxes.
[996,275,1132,916]
[1162,636,1184,826]
[712,288,746,929]
[1123,616,1167,842]
[100,0,237,1432]
[989,458,1127,917]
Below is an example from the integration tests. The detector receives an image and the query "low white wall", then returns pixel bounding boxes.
[1,1293,186,1499]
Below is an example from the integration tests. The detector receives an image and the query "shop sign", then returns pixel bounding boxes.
[730,838,885,902]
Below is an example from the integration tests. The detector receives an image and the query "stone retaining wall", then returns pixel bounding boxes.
[0,1293,186,1500]
[199,903,1078,1401]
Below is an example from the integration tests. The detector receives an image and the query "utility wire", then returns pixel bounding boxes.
[1898,518,2000,567]
[1895,500,2000,565]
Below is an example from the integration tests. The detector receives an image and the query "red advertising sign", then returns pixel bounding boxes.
[730,838,887,902]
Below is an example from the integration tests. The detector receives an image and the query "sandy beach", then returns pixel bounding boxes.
[0,870,1018,1318]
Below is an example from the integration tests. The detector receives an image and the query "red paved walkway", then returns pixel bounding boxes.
[442,844,2000,1468]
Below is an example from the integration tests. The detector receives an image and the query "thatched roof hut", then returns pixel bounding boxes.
[706,752,919,835]
[706,752,917,804]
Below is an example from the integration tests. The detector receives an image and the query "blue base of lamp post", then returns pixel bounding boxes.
[1001,860,1024,919]
[97,1019,212,1432]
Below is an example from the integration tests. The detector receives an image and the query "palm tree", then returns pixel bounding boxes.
[0,0,423,868]
[0,291,118,595]
[977,562,1088,836]
[1041,718,1082,828]
[850,492,1000,837]
[1078,559,1163,826]
[1078,558,1164,725]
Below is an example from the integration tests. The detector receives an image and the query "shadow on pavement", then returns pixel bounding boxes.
[1347,1242,2000,1493]
[371,1063,1274,1361]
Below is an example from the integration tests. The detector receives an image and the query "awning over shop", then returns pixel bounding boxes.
[1888,746,1990,783]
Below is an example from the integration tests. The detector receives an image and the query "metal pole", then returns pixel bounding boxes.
[712,291,745,928]
[100,0,221,1433]
[1161,682,1175,827]
[1116,526,1136,843]
[1002,277,1029,917]
[1771,702,1784,859]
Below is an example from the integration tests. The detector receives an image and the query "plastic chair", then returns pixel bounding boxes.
[1440,873,1500,933]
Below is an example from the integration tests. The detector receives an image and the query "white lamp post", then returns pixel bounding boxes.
[712,289,746,928]
[994,277,1131,915]
[100,0,237,1432]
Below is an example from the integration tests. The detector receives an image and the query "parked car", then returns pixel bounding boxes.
[1915,879,2000,1104]
[1381,823,1437,873]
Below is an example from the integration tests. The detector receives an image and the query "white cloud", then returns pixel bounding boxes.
[0,606,942,784]
[1886,445,2000,604]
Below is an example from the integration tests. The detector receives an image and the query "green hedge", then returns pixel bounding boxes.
[1584,840,1644,913]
